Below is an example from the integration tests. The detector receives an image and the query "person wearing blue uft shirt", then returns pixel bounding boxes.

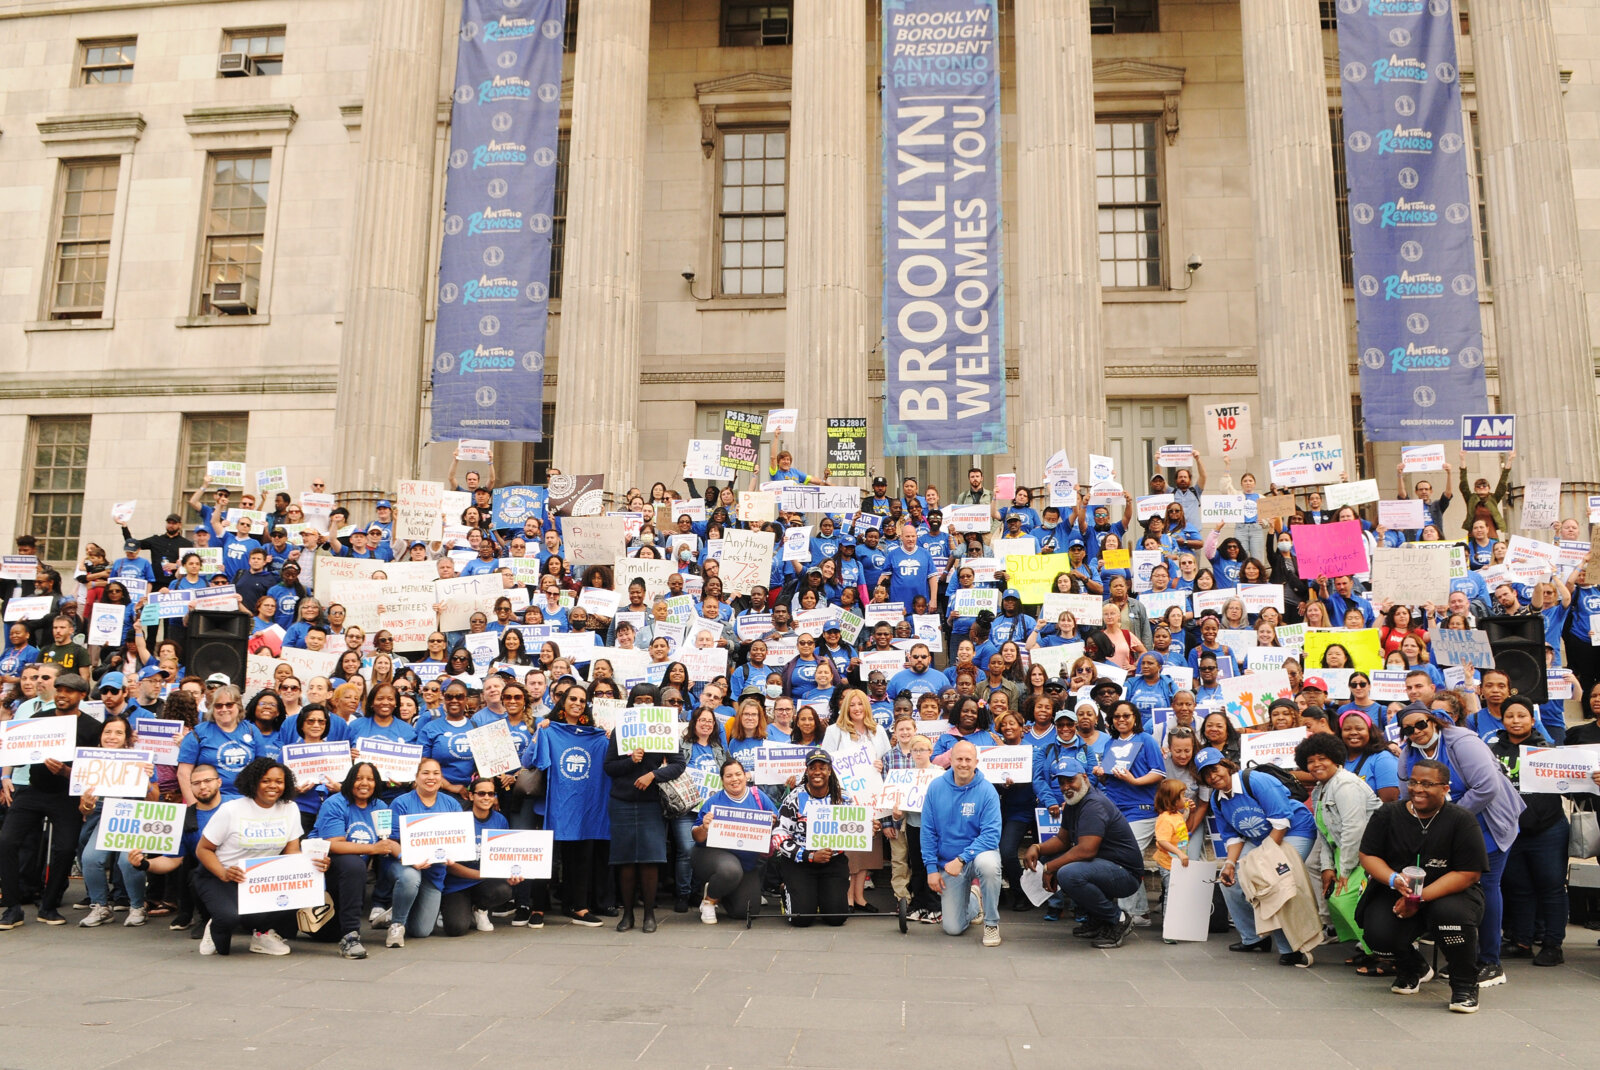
[385,759,463,945]
[885,524,936,608]
[857,527,890,592]
[438,779,514,937]
[1319,575,1375,627]
[314,761,398,956]
[1199,747,1317,959]
[176,686,263,801]
[418,682,485,795]
[110,540,157,587]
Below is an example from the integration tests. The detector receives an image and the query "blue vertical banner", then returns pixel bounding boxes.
[881,0,1006,457]
[430,0,565,443]
[1337,0,1487,440]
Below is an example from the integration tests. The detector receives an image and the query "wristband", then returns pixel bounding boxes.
[1388,872,1398,889]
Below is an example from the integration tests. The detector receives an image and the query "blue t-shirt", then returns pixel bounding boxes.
[701,787,775,870]
[1345,748,1401,797]
[387,790,463,888]
[311,793,389,846]
[176,721,263,797]
[1213,771,1317,846]
[1098,732,1165,818]
[885,545,934,608]
[530,722,612,841]
[419,716,478,786]
[887,666,950,700]
[442,810,510,893]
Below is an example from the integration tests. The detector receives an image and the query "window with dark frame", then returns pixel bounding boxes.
[550,131,570,299]
[27,417,92,565]
[79,38,136,84]
[1095,118,1164,289]
[723,2,792,46]
[1090,0,1158,35]
[717,128,787,296]
[49,159,120,320]
[178,414,249,525]
[1469,112,1492,288]
[198,152,272,315]
[1330,109,1354,288]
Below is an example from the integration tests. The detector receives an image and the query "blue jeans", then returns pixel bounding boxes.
[1055,856,1142,926]
[1478,844,1509,965]
[1502,817,1569,949]
[669,813,696,898]
[1219,834,1313,954]
[392,866,443,938]
[78,815,144,909]
[1235,522,1266,567]
[938,850,1002,935]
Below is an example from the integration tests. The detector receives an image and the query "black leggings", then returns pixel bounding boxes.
[904,825,938,912]
[440,879,514,936]
[690,845,762,918]
[191,869,297,956]
[1360,885,1483,980]
[557,839,606,914]
[327,854,370,937]
[778,855,849,927]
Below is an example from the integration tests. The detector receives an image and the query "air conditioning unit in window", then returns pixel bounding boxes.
[760,17,791,45]
[1089,5,1116,33]
[210,281,258,314]
[218,51,256,76]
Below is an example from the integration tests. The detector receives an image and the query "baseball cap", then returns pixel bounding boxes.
[1052,705,1075,722]
[205,672,232,686]
[823,619,842,633]
[54,673,91,694]
[165,513,182,523]
[1195,747,1227,771]
[1301,676,1329,693]
[137,664,168,681]
[193,525,209,534]
[804,748,833,768]
[123,539,140,552]
[1043,679,1067,693]
[872,476,888,487]
[1052,756,1087,780]
[377,499,393,509]
[1002,588,1021,601]
[97,671,126,693]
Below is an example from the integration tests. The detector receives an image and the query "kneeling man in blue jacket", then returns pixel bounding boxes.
[921,740,1004,946]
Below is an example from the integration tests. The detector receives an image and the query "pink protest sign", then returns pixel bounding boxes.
[1293,520,1368,579]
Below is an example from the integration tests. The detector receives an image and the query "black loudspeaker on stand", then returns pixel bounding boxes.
[186,610,250,686]
[1480,615,1547,705]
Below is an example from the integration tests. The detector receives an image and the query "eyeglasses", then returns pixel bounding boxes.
[1401,720,1431,736]
[1406,778,1447,789]
[665,698,685,706]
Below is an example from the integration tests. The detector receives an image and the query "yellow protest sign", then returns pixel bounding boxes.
[1003,554,1074,603]
[1100,548,1131,569]
[1303,628,1383,673]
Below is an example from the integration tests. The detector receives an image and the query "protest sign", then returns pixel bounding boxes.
[111,500,137,525]
[1004,553,1074,602]
[466,720,520,777]
[1292,520,1368,578]
[765,408,797,433]
[547,473,606,518]
[354,738,423,783]
[826,418,868,478]
[562,515,628,569]
[69,748,154,798]
[1519,746,1600,795]
[684,438,736,481]
[95,799,185,854]
[805,804,871,851]
[207,461,245,486]
[1087,480,1123,509]
[1521,478,1561,531]
[880,767,940,813]
[705,805,777,852]
[1368,670,1410,702]
[1162,859,1221,942]
[1204,403,1252,460]
[4,595,53,622]
[720,528,774,595]
[0,715,79,765]
[1035,806,1060,841]
[754,744,811,785]
[1254,493,1297,523]
[238,854,325,914]
[977,745,1032,785]
[133,720,184,765]
[1137,494,1175,521]
[943,504,991,533]
[952,588,1000,618]
[1199,495,1247,525]
[829,744,885,809]
[719,409,763,473]
[1369,545,1452,606]
[1377,498,1426,530]
[1278,435,1345,481]
[1461,413,1514,453]
[399,811,477,865]
[1304,628,1383,672]
[1040,592,1104,626]
[1268,456,1317,488]
[255,466,289,495]
[1048,477,1078,509]
[1238,727,1306,769]
[0,556,38,582]
[737,491,776,524]
[87,602,126,646]
[455,439,493,462]
[281,741,353,788]
[1217,670,1292,729]
[396,480,445,543]
[1089,454,1115,482]
[1400,445,1446,472]
[994,474,1016,500]
[479,828,554,878]
[1323,479,1380,511]
[617,706,681,753]
[1157,444,1196,469]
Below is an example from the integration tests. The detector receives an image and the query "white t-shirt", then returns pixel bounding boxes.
[201,797,301,867]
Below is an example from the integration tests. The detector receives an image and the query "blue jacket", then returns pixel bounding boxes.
[919,769,1002,875]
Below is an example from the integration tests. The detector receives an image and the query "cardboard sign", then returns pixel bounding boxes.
[1292,520,1368,578]
[237,854,326,914]
[1204,403,1252,460]
[466,720,520,778]
[1255,493,1297,523]
[398,811,477,865]
[69,748,153,798]
[563,515,629,569]
[705,805,777,852]
[737,491,776,524]
[805,803,871,851]
[479,828,554,878]
[1428,625,1496,669]
[720,528,775,596]
[95,799,185,854]
[1369,545,1452,606]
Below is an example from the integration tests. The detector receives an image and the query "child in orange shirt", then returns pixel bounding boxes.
[1153,778,1191,922]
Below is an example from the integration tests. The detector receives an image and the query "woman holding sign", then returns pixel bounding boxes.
[691,757,776,923]
[385,758,464,946]
[75,716,156,929]
[602,705,686,933]
[1487,698,1569,966]
[315,761,398,959]
[193,757,327,957]
[438,777,515,938]
[774,750,852,927]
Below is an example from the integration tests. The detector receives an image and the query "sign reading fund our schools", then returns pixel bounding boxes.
[1337,0,1487,440]
[881,0,1005,457]
[431,0,566,444]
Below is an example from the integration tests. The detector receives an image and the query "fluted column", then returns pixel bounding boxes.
[783,0,869,477]
[1240,0,1354,456]
[1472,0,1600,521]
[1013,0,1105,480]
[332,0,447,503]
[551,0,651,493]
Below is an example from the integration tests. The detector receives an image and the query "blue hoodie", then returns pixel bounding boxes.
[919,768,1002,875]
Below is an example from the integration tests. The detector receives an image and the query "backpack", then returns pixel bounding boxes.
[1242,761,1310,804]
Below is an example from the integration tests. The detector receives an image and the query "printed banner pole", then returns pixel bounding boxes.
[431,0,566,442]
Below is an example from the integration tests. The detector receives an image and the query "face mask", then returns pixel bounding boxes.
[641,534,655,545]
[1279,540,1293,553]
[765,684,782,699]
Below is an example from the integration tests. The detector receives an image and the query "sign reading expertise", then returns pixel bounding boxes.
[430,0,566,443]
[1337,0,1487,439]
[881,0,1005,457]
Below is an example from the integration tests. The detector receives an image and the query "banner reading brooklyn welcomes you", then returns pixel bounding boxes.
[881,0,1006,457]
[431,0,565,443]
[1337,0,1487,440]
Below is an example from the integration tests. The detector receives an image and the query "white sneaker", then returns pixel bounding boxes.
[199,921,216,956]
[249,929,292,956]
[123,907,147,927]
[1131,914,1152,929]
[700,900,719,925]
[369,906,391,927]
[385,922,405,948]
[473,908,494,933]
[982,924,1002,947]
[79,904,114,928]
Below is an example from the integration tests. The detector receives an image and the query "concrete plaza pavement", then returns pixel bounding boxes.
[1,906,1598,1070]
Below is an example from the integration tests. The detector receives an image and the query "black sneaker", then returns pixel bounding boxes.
[1476,962,1507,988]
[674,896,689,914]
[72,896,92,910]
[1228,937,1274,953]
[1390,965,1434,994]
[565,910,603,928]
[490,901,517,918]
[1533,945,1564,967]
[512,906,532,927]
[1071,920,1099,938]
[169,913,193,931]
[525,911,544,929]
[1092,912,1135,950]
[1500,940,1532,958]
[0,906,24,931]
[1278,950,1314,968]
[1449,982,1480,1013]
[35,908,66,925]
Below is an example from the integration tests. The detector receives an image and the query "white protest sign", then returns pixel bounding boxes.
[467,720,521,777]
[1238,727,1306,768]
[111,500,137,526]
[1089,454,1115,482]
[565,515,629,569]
[256,466,289,495]
[720,528,774,595]
[1204,403,1252,461]
[281,741,353,788]
[1323,479,1380,510]
[1269,456,1317,488]
[1400,445,1446,472]
[479,828,554,878]
[684,438,736,481]
[207,461,245,486]
[1377,498,1426,529]
[353,738,423,783]
[95,799,185,854]
[1369,545,1452,606]
[764,408,797,433]
[0,716,79,765]
[1521,478,1561,531]
[133,720,184,765]
[977,745,1032,785]
[87,602,126,645]
[805,803,871,851]
[754,744,811,784]
[398,811,478,865]
[1137,494,1175,521]
[434,574,506,633]
[943,504,991,533]
[397,480,445,543]
[782,527,812,563]
[237,854,326,914]
[879,767,940,813]
[705,805,777,852]
[1278,435,1345,482]
[1162,859,1220,942]
[737,491,776,524]
[455,439,493,461]
[68,748,153,798]
[1519,746,1600,795]
[1199,494,1247,525]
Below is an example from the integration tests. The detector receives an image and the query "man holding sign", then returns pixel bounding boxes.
[921,740,1004,946]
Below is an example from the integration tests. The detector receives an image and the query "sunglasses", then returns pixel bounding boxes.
[1401,719,1431,736]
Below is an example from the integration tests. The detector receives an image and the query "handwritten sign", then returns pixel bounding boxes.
[720,528,774,596]
[1323,479,1380,511]
[1369,545,1452,606]
[1292,520,1368,578]
[69,748,153,798]
[466,720,521,777]
[1204,403,1252,460]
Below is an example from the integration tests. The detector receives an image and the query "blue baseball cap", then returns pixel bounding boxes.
[1195,747,1227,772]
[1003,588,1021,601]
[97,672,126,693]
[376,500,393,509]
[1052,756,1087,780]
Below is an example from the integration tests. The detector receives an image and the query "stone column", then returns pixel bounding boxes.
[1013,0,1105,481]
[332,0,447,503]
[783,0,868,479]
[1239,0,1354,458]
[1471,0,1600,523]
[551,0,651,494]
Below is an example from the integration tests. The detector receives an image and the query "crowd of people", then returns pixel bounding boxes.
[1,444,1597,1016]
